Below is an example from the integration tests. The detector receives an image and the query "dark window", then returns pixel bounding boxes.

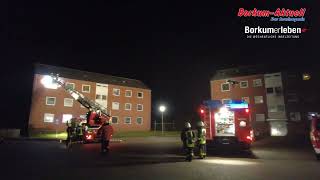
[102,95,107,100]
[275,87,282,95]
[96,95,101,100]
[266,88,274,94]
[221,83,230,91]
[111,117,118,124]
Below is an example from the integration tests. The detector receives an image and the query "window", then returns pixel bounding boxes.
[113,88,120,96]
[137,92,143,98]
[242,97,250,104]
[254,96,263,104]
[102,95,107,100]
[82,85,91,93]
[111,116,119,124]
[302,73,311,80]
[136,117,143,125]
[80,105,85,108]
[290,112,301,121]
[125,103,132,110]
[222,99,231,104]
[80,115,87,119]
[62,114,73,123]
[125,90,132,97]
[46,97,56,106]
[221,83,230,91]
[112,102,120,110]
[266,87,274,94]
[64,98,73,107]
[268,105,277,112]
[253,79,262,87]
[277,105,285,112]
[124,117,131,124]
[240,81,248,88]
[137,104,143,111]
[256,114,265,122]
[65,82,75,90]
[44,113,54,123]
[96,94,101,100]
[275,87,283,95]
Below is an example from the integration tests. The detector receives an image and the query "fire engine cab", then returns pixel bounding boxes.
[199,100,254,150]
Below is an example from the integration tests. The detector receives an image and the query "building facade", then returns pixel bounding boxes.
[29,64,151,132]
[210,65,320,138]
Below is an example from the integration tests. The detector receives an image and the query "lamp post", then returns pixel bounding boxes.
[159,105,166,135]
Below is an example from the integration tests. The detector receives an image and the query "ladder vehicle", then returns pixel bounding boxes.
[199,100,254,150]
[50,74,111,144]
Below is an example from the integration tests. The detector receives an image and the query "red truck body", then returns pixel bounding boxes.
[310,116,320,160]
[200,100,254,150]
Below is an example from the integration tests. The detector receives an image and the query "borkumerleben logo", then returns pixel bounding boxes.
[245,26,301,34]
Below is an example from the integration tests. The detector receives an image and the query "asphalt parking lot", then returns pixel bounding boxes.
[1,136,319,180]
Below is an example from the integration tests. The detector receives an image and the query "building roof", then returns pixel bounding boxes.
[34,63,150,89]
[211,64,285,81]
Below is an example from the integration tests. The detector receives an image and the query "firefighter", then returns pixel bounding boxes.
[197,121,207,159]
[100,119,114,154]
[66,121,73,148]
[181,122,196,161]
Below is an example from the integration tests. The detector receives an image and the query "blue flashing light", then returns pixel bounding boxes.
[227,103,248,109]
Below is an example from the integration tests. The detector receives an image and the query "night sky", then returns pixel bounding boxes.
[3,1,318,132]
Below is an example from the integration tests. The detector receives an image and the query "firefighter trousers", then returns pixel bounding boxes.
[101,140,110,153]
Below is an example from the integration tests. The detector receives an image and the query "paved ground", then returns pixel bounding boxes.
[1,136,319,180]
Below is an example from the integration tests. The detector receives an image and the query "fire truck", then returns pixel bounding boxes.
[199,100,254,150]
[310,115,320,160]
[49,74,111,143]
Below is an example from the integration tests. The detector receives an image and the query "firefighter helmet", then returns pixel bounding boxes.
[185,122,191,129]
[197,121,205,127]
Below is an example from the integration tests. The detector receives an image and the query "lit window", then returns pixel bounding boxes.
[137,92,143,98]
[46,97,56,106]
[254,96,264,104]
[124,117,131,124]
[302,73,311,80]
[62,114,73,123]
[240,81,248,88]
[82,85,91,93]
[253,79,262,87]
[137,104,143,111]
[242,97,250,104]
[44,113,54,123]
[113,88,120,96]
[136,117,143,125]
[111,116,119,124]
[112,102,120,110]
[65,82,75,90]
[125,90,132,97]
[125,103,132,110]
[222,99,231,104]
[221,83,230,91]
[268,105,277,112]
[64,98,73,107]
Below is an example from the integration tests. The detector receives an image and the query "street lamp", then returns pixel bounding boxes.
[159,105,166,135]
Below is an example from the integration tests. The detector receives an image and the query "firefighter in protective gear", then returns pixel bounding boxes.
[180,122,196,161]
[100,119,114,154]
[197,121,207,159]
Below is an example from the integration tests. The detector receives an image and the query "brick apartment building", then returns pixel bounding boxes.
[211,65,320,137]
[29,64,151,132]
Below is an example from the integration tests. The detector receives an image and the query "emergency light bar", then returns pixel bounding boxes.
[226,103,248,109]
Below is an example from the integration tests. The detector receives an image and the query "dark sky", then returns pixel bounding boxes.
[3,1,318,131]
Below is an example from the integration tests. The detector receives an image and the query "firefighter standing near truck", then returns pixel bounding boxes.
[181,122,196,161]
[197,121,207,159]
[101,119,114,154]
